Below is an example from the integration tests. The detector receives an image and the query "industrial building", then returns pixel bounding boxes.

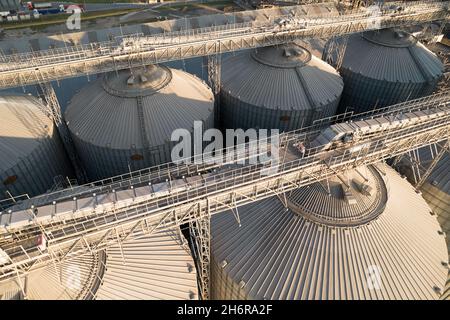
[65,65,214,181]
[0,229,198,300]
[210,165,448,299]
[0,95,74,203]
[333,28,444,114]
[0,1,448,302]
[220,43,343,131]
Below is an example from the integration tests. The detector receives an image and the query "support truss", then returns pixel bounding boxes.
[0,93,448,286]
[0,2,447,88]
[322,34,348,70]
[37,82,87,183]
[415,140,449,189]
[207,53,222,126]
[189,201,211,300]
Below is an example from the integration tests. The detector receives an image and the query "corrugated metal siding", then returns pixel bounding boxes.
[0,95,52,170]
[336,30,443,114]
[220,45,343,131]
[396,147,449,248]
[0,253,100,300]
[0,128,74,199]
[403,149,450,300]
[287,166,387,226]
[0,95,74,200]
[0,229,198,300]
[211,165,448,300]
[65,67,214,180]
[95,229,198,300]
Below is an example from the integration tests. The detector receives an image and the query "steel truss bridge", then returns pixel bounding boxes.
[0,0,449,300]
[0,0,446,184]
[0,92,449,299]
[0,1,448,89]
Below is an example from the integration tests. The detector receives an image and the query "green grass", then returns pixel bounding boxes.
[0,8,140,30]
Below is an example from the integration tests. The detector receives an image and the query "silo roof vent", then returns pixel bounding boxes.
[287,166,387,227]
[251,43,312,68]
[362,28,417,48]
[104,65,172,98]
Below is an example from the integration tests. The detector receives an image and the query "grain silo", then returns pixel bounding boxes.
[0,229,198,300]
[220,43,343,131]
[0,95,74,202]
[395,145,450,300]
[421,153,450,300]
[334,28,444,114]
[210,164,449,300]
[65,65,214,181]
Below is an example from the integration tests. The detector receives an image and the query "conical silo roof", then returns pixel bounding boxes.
[395,145,450,300]
[65,65,214,150]
[341,29,443,83]
[0,95,53,173]
[422,153,450,300]
[95,230,198,300]
[0,95,74,200]
[211,164,448,300]
[287,166,387,227]
[221,43,343,112]
[0,229,198,300]
[0,253,100,300]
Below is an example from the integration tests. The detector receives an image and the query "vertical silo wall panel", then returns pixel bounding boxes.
[0,128,74,200]
[221,92,340,131]
[211,257,249,300]
[72,112,215,181]
[71,135,164,181]
[420,183,450,299]
[338,69,439,114]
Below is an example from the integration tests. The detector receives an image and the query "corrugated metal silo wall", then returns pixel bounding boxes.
[71,135,171,182]
[338,69,438,114]
[211,257,249,300]
[220,92,340,131]
[396,151,450,300]
[0,127,74,200]
[420,157,450,300]
[72,113,215,181]
[421,184,450,300]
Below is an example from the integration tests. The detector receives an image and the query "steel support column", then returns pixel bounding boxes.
[37,82,87,183]
[189,201,211,300]
[207,53,221,127]
[415,140,449,189]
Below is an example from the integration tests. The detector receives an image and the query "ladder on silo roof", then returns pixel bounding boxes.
[136,96,151,161]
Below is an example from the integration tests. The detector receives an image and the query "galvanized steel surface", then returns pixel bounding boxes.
[210,165,448,300]
[420,154,450,300]
[96,230,198,300]
[65,66,214,180]
[220,44,343,131]
[399,146,450,300]
[0,95,74,200]
[337,29,444,113]
[0,229,198,300]
[287,166,388,227]
[0,253,100,300]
